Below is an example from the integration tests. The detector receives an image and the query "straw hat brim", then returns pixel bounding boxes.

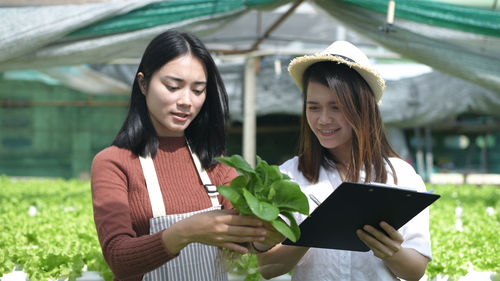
[288,55,386,102]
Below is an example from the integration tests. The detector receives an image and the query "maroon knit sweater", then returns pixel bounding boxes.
[91,137,236,281]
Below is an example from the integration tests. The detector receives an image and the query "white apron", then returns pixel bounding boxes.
[139,147,228,281]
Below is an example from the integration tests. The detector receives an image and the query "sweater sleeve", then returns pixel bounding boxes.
[91,148,178,280]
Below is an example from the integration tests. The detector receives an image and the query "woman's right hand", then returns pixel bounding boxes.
[162,209,268,254]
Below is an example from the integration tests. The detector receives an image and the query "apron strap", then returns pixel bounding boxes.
[139,142,221,218]
[139,155,167,218]
[187,145,220,208]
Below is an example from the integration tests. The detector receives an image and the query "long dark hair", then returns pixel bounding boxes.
[298,62,398,184]
[113,30,229,169]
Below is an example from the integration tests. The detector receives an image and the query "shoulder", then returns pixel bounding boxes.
[92,146,137,175]
[210,161,237,176]
[207,160,238,185]
[387,157,418,178]
[278,156,315,187]
[93,146,135,165]
[91,146,139,191]
[388,157,415,173]
[387,157,427,192]
[279,156,299,174]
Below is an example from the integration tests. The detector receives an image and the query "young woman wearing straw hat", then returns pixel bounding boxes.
[252,41,432,281]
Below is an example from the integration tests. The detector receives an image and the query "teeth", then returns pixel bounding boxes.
[320,130,334,133]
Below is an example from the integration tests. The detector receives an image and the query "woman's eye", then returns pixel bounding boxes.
[307,106,319,111]
[193,89,205,95]
[166,86,179,91]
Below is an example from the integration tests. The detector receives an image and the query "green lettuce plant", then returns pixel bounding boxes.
[216,155,309,242]
[1,176,498,281]
[0,176,113,281]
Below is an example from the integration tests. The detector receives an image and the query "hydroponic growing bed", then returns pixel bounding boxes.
[0,176,498,281]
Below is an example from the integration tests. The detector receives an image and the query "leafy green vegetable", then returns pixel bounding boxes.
[426,184,500,280]
[216,155,309,242]
[0,176,113,281]
[1,175,498,281]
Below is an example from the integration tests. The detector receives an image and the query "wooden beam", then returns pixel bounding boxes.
[0,100,128,107]
[249,0,305,52]
[208,49,250,55]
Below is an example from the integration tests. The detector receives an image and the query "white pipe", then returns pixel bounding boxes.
[243,54,256,168]
[386,0,395,24]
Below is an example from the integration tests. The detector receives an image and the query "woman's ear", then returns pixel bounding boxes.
[137,72,147,95]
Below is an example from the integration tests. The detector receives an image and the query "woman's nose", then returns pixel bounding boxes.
[177,89,191,106]
[318,110,330,124]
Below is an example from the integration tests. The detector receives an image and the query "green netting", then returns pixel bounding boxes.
[339,0,500,37]
[0,80,129,178]
[68,0,290,38]
[245,0,292,9]
[316,0,500,93]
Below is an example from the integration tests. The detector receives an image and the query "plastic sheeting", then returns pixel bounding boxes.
[7,55,496,126]
[67,0,290,38]
[0,0,161,64]
[0,0,288,71]
[38,66,130,95]
[314,0,500,93]
[340,0,500,37]
[219,56,500,127]
[380,71,500,127]
[1,0,499,124]
[1,0,499,94]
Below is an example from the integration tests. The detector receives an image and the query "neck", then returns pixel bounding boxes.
[329,150,352,168]
[334,162,349,182]
[329,150,352,182]
[328,140,352,166]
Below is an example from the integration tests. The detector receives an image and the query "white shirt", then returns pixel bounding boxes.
[279,157,432,281]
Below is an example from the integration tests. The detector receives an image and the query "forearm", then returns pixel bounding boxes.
[103,232,177,279]
[161,221,190,254]
[383,247,430,281]
[256,244,308,279]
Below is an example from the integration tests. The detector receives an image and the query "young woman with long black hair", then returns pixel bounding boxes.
[91,30,280,281]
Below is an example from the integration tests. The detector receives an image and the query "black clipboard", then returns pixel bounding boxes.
[282,181,440,251]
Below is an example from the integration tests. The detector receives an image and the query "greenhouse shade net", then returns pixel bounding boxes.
[0,0,291,71]
[314,0,500,93]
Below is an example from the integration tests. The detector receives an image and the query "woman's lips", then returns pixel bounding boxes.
[172,112,189,121]
[318,128,339,136]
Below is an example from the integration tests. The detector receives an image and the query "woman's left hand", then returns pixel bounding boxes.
[356,221,404,260]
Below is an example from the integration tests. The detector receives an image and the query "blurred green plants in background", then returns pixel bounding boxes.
[426,184,499,280]
[0,176,498,281]
[0,176,113,281]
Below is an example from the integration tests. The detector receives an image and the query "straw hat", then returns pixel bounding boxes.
[288,41,385,102]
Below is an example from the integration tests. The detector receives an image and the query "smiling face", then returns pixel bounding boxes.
[305,80,353,162]
[138,54,207,137]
